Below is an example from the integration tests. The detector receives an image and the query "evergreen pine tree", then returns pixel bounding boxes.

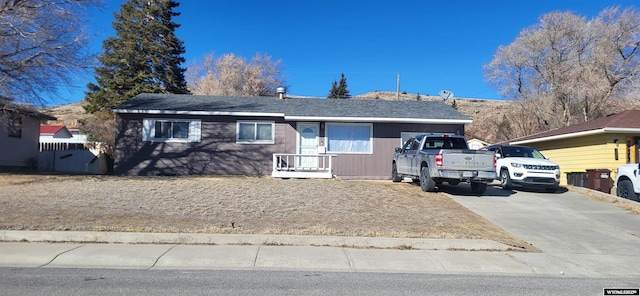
[84,0,189,114]
[336,73,350,99]
[327,73,350,99]
[327,80,339,98]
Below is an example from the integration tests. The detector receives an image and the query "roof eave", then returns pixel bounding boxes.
[510,127,640,145]
[284,116,472,124]
[113,109,472,124]
[113,109,285,118]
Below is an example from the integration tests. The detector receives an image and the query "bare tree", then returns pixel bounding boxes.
[187,52,287,96]
[484,7,640,137]
[0,0,100,105]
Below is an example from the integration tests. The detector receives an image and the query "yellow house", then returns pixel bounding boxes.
[506,110,640,192]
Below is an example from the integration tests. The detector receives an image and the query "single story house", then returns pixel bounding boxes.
[507,109,640,190]
[0,102,56,169]
[40,125,89,150]
[113,93,472,179]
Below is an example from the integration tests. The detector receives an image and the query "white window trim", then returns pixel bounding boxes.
[236,120,275,144]
[142,118,201,143]
[325,122,373,154]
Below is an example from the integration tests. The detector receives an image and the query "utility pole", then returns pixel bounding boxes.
[396,73,400,100]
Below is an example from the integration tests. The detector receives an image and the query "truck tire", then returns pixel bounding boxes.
[420,167,436,192]
[617,179,640,201]
[500,169,512,190]
[470,182,487,194]
[391,163,402,182]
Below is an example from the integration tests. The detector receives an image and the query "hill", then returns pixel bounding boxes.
[352,91,511,143]
[41,101,88,127]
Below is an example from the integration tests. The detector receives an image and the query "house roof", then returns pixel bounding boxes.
[40,125,66,135]
[510,109,640,145]
[0,102,56,120]
[113,93,472,124]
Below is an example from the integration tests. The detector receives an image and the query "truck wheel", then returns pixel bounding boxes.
[617,179,640,201]
[420,167,436,192]
[470,182,487,194]
[500,169,512,190]
[391,163,402,182]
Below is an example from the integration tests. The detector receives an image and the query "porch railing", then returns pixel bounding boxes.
[272,154,335,178]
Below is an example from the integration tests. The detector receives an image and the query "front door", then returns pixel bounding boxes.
[297,123,319,168]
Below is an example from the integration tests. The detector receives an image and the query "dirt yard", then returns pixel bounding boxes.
[0,174,535,251]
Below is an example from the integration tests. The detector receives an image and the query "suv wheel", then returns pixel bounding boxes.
[500,169,512,190]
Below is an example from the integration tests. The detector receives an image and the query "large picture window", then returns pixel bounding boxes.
[236,121,274,144]
[326,123,372,154]
[143,118,201,142]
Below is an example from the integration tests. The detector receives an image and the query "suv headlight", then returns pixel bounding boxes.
[509,162,522,168]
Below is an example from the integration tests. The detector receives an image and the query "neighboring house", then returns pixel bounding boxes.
[38,124,108,174]
[467,138,489,150]
[506,109,640,190]
[113,93,472,178]
[0,103,56,169]
[39,125,86,150]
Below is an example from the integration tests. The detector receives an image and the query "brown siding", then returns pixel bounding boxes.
[330,123,465,179]
[115,114,466,179]
[0,115,40,167]
[115,114,290,176]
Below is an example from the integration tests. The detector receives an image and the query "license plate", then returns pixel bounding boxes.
[463,171,474,177]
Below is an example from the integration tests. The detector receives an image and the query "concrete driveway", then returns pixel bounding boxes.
[446,184,640,254]
[444,183,640,276]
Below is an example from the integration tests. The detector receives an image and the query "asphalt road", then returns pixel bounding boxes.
[1,268,637,296]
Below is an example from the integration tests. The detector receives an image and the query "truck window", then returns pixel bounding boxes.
[424,137,468,149]
[411,139,420,150]
[402,138,414,151]
[449,138,468,149]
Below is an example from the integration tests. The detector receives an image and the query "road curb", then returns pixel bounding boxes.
[0,230,513,251]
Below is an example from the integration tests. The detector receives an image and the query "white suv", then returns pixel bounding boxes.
[485,145,560,192]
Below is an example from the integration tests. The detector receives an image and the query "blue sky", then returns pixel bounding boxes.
[58,0,639,106]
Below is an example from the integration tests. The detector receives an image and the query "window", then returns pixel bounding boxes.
[423,137,468,149]
[142,118,201,142]
[400,132,422,146]
[326,123,372,153]
[6,114,22,138]
[236,121,274,144]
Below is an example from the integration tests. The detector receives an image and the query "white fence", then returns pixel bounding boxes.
[272,154,334,178]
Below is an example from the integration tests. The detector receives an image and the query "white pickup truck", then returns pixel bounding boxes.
[615,163,640,202]
[391,133,497,194]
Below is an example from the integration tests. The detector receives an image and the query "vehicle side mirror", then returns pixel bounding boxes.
[395,147,402,153]
[495,153,502,158]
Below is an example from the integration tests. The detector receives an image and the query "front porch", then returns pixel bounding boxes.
[272,153,335,178]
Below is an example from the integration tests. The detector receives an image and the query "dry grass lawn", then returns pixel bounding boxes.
[0,174,536,251]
